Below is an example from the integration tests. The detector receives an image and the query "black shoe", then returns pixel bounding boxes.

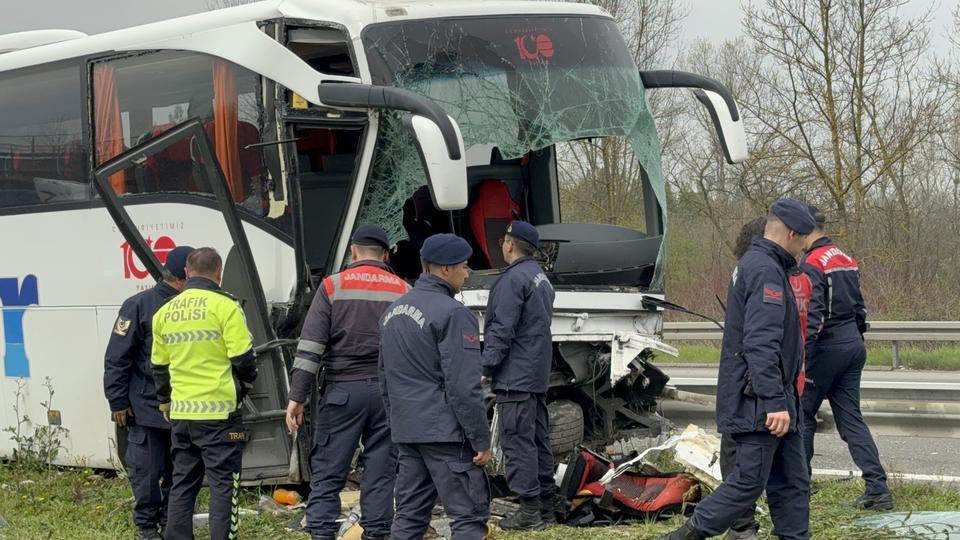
[854,491,894,511]
[499,500,546,531]
[723,527,759,540]
[540,493,562,525]
[136,527,162,540]
[361,534,389,540]
[659,522,706,540]
[309,534,336,540]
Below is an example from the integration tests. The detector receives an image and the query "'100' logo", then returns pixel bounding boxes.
[121,236,178,280]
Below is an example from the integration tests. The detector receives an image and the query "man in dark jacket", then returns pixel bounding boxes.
[103,245,193,540]
[660,199,813,540]
[285,224,409,540]
[380,233,492,540]
[800,206,891,510]
[482,221,556,531]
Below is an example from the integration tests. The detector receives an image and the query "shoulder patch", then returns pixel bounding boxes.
[113,317,132,336]
[462,333,480,350]
[762,282,784,305]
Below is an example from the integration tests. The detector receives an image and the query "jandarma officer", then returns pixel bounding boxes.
[379,233,492,540]
[660,199,814,540]
[104,245,193,540]
[285,225,408,540]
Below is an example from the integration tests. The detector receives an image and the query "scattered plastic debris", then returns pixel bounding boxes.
[272,488,301,507]
[601,425,721,488]
[854,512,960,539]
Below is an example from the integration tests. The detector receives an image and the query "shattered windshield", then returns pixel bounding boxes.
[361,15,667,288]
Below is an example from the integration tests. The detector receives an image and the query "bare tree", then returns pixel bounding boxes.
[740,0,947,250]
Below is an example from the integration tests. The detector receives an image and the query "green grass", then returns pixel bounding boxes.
[667,344,960,370]
[2,462,959,539]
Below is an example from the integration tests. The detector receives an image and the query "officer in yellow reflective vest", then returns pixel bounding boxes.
[151,247,257,540]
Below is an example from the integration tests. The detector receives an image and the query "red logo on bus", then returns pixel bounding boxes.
[121,236,177,280]
[514,34,554,62]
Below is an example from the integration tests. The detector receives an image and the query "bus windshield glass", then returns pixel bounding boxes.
[361,15,667,288]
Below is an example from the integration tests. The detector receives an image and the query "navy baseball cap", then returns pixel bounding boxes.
[351,224,390,250]
[165,245,194,279]
[771,199,815,235]
[420,233,472,265]
[506,220,539,249]
[807,204,826,224]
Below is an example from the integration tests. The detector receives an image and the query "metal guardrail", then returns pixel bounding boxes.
[662,321,960,369]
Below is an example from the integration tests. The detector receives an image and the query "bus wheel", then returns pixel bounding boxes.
[548,400,584,458]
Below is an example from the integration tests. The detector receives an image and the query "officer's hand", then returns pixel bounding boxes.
[111,408,132,427]
[480,376,491,386]
[286,401,305,434]
[473,448,492,466]
[159,402,170,423]
[765,411,791,437]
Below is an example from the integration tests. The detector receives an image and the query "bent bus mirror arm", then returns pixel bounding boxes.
[317,82,468,211]
[639,70,749,164]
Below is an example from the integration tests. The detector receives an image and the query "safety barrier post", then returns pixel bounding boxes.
[892,341,901,369]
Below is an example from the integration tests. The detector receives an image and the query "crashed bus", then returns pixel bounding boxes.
[0,0,746,483]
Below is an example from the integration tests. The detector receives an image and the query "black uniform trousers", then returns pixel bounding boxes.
[126,425,173,529]
[496,392,555,502]
[165,413,246,540]
[718,433,760,533]
[802,339,888,495]
[690,431,809,540]
[306,379,396,537]
[392,442,490,540]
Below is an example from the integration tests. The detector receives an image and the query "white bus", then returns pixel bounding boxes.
[0,0,746,483]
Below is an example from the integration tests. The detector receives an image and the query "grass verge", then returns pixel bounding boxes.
[668,344,960,370]
[2,462,959,539]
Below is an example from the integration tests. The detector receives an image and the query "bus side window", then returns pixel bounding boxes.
[92,51,267,214]
[0,61,88,209]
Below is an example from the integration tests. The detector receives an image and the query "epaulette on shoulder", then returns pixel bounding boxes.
[209,288,240,303]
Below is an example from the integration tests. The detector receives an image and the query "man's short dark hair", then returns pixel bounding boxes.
[508,234,537,257]
[186,247,222,275]
[354,244,386,259]
[734,217,767,259]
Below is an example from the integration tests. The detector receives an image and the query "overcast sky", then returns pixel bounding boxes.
[0,0,956,55]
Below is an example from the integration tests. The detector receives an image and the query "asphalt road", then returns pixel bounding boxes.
[659,367,960,478]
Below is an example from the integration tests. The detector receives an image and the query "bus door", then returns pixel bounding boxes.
[93,119,296,483]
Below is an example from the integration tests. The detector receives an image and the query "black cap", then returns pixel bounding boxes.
[420,233,472,265]
[351,224,390,250]
[164,245,194,279]
[807,204,826,224]
[771,199,815,235]
[506,220,539,249]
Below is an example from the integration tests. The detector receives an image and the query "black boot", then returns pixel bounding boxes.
[540,493,562,525]
[135,526,162,540]
[854,491,894,511]
[499,498,546,531]
[659,521,706,540]
[723,527,759,540]
[361,534,390,540]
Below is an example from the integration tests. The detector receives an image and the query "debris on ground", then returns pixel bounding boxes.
[545,424,726,527]
[854,511,960,539]
[192,509,257,529]
[272,488,302,507]
[602,425,722,488]
[258,495,292,515]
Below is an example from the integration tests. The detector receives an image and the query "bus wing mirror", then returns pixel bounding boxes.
[639,70,748,164]
[401,113,468,210]
[317,82,469,210]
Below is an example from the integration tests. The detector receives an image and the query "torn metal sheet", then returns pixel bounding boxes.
[610,332,678,386]
[600,425,721,488]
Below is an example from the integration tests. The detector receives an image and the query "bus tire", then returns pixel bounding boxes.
[547,400,583,457]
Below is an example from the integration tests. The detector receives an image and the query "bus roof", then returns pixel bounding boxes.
[0,0,608,73]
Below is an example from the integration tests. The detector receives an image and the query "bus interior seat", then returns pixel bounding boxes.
[468,178,522,269]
